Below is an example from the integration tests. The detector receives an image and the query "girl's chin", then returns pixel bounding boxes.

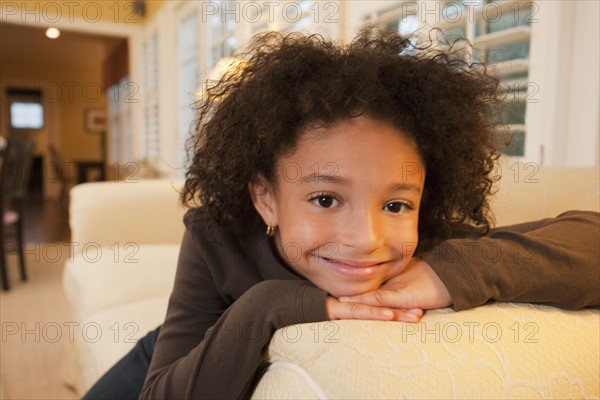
[327,283,380,298]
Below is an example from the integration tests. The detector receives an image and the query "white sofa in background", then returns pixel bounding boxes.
[61,164,600,398]
[61,179,186,395]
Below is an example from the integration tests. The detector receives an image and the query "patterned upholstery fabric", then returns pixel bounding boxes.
[253,303,599,399]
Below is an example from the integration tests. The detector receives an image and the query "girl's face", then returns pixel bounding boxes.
[250,117,425,297]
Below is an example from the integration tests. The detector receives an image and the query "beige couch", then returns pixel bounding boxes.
[62,163,599,398]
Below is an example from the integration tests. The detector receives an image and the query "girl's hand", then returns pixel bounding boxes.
[326,296,423,323]
[337,257,452,311]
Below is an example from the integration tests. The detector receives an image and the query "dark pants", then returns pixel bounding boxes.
[83,326,161,400]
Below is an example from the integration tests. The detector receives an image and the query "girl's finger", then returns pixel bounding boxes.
[327,298,423,323]
[340,301,395,321]
[339,289,409,308]
[392,308,423,323]
[337,303,422,323]
[327,297,394,321]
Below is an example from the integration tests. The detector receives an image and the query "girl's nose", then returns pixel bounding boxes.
[339,208,385,254]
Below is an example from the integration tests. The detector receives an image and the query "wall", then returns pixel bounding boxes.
[528,0,600,167]
[564,1,599,166]
[0,0,145,197]
[0,60,105,198]
[144,0,166,21]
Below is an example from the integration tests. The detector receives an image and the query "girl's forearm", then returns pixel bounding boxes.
[140,280,328,399]
[422,210,600,310]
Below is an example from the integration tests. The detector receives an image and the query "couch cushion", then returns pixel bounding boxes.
[63,244,179,321]
[253,303,599,399]
[491,164,599,226]
[73,297,170,392]
[69,180,187,247]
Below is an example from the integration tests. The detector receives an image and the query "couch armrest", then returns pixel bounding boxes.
[491,163,599,226]
[254,303,599,399]
[69,179,187,248]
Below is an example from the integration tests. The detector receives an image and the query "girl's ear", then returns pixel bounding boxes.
[248,174,278,227]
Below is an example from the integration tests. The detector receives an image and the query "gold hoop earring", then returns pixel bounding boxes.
[266,225,276,237]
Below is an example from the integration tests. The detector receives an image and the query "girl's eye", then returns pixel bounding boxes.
[383,201,412,214]
[310,195,339,208]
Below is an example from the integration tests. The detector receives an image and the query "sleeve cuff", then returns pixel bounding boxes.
[421,241,486,311]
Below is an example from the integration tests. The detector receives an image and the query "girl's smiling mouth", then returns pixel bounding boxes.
[319,257,389,278]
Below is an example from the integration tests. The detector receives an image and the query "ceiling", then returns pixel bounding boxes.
[0,22,124,67]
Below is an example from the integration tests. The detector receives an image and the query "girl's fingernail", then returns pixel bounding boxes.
[409,308,424,317]
[382,310,394,318]
[338,296,351,302]
[404,314,421,323]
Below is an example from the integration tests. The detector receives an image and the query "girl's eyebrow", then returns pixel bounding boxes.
[300,174,422,194]
[299,174,349,185]
[388,183,422,194]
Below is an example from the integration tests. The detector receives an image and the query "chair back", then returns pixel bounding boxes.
[1,139,35,202]
[48,144,66,181]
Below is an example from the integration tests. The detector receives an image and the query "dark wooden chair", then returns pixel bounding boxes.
[48,144,71,206]
[1,138,35,290]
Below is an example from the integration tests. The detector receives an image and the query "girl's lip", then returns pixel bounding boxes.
[322,257,385,268]
[320,257,387,278]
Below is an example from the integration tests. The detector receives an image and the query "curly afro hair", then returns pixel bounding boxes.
[182,26,502,250]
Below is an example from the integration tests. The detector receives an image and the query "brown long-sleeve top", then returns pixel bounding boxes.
[140,209,599,399]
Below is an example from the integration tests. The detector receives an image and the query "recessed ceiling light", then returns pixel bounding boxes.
[45,28,60,39]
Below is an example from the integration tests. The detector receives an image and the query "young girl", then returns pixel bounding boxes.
[85,27,599,399]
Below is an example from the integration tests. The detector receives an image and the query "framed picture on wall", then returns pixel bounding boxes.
[84,108,107,133]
